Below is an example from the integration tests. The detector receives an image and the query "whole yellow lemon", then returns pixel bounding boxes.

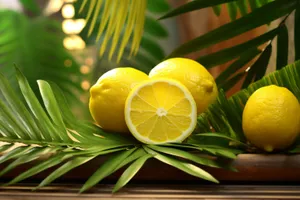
[89,67,149,133]
[242,85,300,152]
[149,58,218,114]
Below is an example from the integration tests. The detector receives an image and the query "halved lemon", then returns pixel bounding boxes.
[125,78,197,144]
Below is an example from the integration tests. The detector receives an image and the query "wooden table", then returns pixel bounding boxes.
[1,184,300,199]
[1,154,300,199]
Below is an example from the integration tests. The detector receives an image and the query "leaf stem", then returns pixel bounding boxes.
[0,137,83,148]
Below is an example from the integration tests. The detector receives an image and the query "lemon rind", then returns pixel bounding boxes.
[125,78,197,144]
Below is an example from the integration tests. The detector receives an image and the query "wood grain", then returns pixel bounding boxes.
[1,184,300,199]
[1,154,300,183]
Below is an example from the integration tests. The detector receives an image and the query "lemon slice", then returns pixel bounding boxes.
[125,78,197,144]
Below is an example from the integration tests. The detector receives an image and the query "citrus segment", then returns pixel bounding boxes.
[125,78,197,144]
[129,110,155,125]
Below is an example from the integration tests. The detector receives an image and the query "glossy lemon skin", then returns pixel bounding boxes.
[242,85,300,152]
[149,58,218,114]
[89,67,149,133]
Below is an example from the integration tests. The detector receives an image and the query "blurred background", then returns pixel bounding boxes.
[0,0,295,118]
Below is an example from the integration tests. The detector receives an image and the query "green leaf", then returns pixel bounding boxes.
[144,146,219,183]
[148,145,234,170]
[276,24,289,70]
[0,99,29,139]
[6,152,73,186]
[212,5,222,16]
[37,156,95,189]
[197,60,300,154]
[113,154,152,193]
[147,0,170,14]
[197,27,281,68]
[16,69,61,142]
[144,16,168,38]
[35,147,130,189]
[0,11,83,101]
[220,72,244,91]
[37,80,71,142]
[0,144,13,153]
[159,0,236,20]
[216,48,261,85]
[0,147,57,177]
[248,0,260,11]
[168,0,297,57]
[0,71,41,140]
[0,146,32,164]
[80,148,137,193]
[117,148,148,167]
[193,133,247,147]
[140,36,165,61]
[236,0,248,16]
[295,5,300,61]
[50,82,132,147]
[227,2,238,21]
[19,0,41,15]
[254,44,272,82]
[166,142,241,159]
[199,146,238,159]
[242,44,272,88]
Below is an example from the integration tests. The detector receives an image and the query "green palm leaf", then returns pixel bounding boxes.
[196,60,300,152]
[75,0,169,72]
[144,146,219,183]
[0,67,135,189]
[0,10,84,100]
[160,0,274,20]
[148,145,235,170]
[3,57,300,192]
[161,0,295,91]
[76,0,149,62]
[113,154,152,193]
[168,0,296,58]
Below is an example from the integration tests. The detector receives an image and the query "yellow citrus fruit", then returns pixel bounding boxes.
[149,57,218,114]
[89,67,149,133]
[242,85,300,152]
[125,78,197,144]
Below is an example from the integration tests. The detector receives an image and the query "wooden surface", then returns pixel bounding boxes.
[1,184,300,199]
[1,154,300,199]
[1,154,300,183]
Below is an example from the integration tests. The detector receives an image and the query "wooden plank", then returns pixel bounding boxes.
[1,184,300,199]
[1,154,300,183]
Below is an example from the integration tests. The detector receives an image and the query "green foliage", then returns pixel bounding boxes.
[196,60,300,153]
[74,0,169,74]
[160,0,273,20]
[19,0,41,15]
[0,69,238,192]
[160,0,296,91]
[0,10,84,100]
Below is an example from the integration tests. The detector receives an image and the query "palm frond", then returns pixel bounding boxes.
[160,0,274,20]
[195,60,300,152]
[0,10,84,101]
[75,0,169,72]
[0,68,238,192]
[0,67,136,187]
[76,0,148,62]
[162,0,296,91]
